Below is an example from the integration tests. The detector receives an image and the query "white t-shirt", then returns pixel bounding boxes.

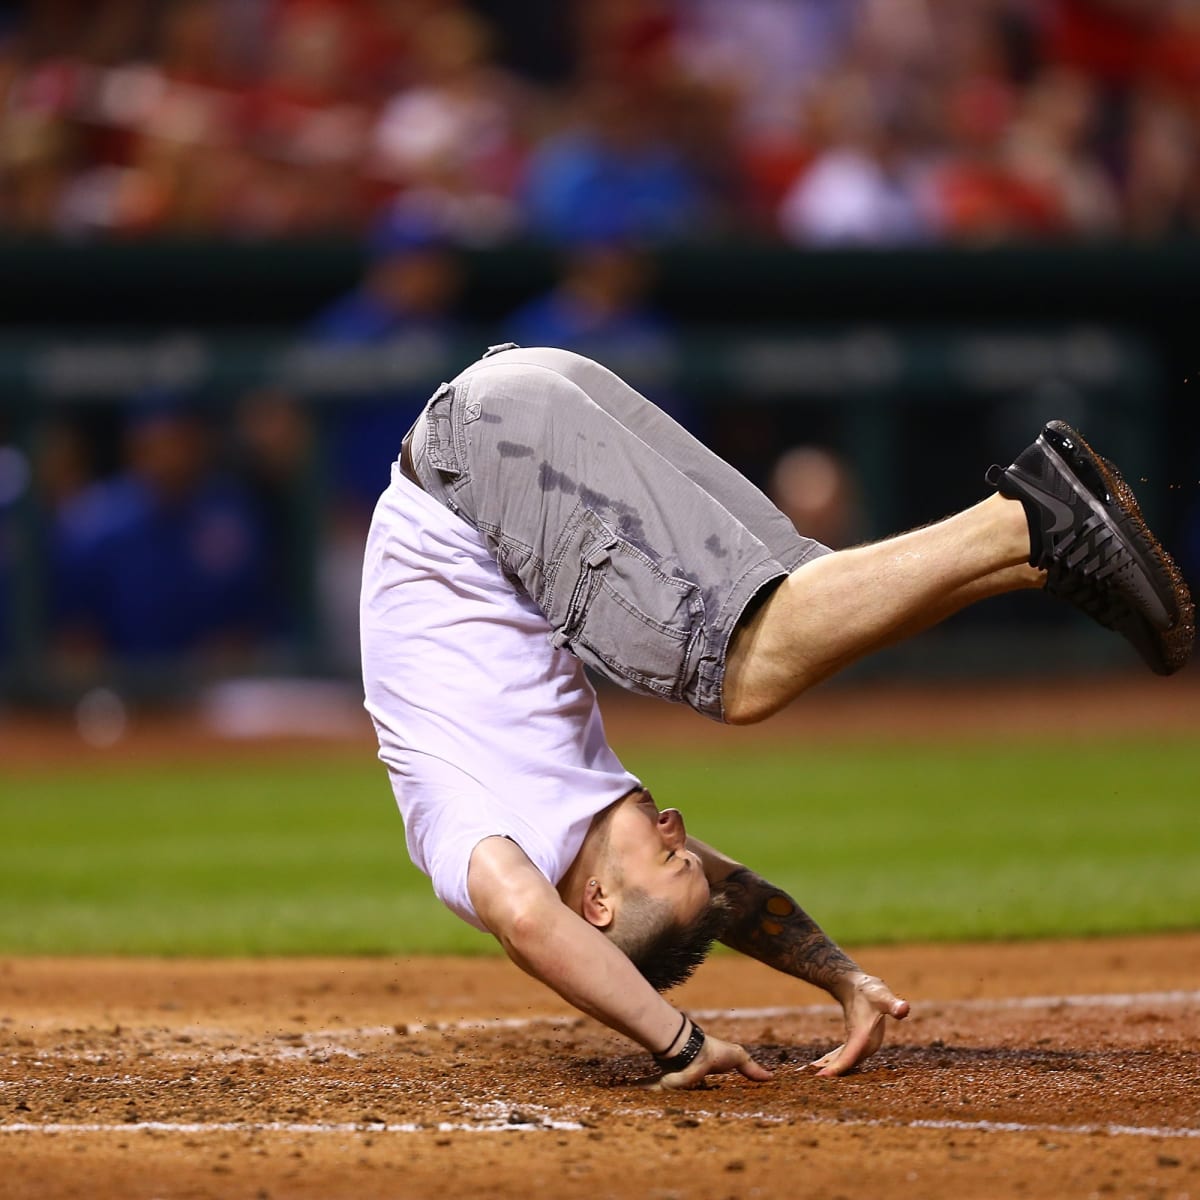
[360,463,640,931]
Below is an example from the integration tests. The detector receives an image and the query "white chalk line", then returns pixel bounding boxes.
[924,988,1200,1013]
[307,989,1200,1040]
[2,1114,1198,1141]
[613,1108,1200,1142]
[696,988,1200,1025]
[905,1117,1199,1140]
[0,1100,582,1136]
[11,990,1192,1050]
[0,1119,583,1135]
[6,989,1196,1069]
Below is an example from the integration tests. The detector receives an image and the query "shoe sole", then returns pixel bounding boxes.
[1039,420,1194,675]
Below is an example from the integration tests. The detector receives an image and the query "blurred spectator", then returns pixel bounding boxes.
[1124,90,1200,238]
[308,207,463,515]
[5,2,1200,241]
[931,71,1063,242]
[779,71,936,246]
[767,445,864,550]
[1003,68,1119,237]
[370,5,526,244]
[2,418,92,676]
[502,238,693,422]
[233,386,314,649]
[521,79,712,242]
[573,0,681,83]
[235,387,311,502]
[234,0,375,234]
[1,42,79,234]
[506,240,665,349]
[50,397,270,670]
[37,418,94,512]
[307,206,464,670]
[675,0,858,138]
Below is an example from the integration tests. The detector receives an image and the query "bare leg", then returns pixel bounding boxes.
[723,494,1044,724]
[881,562,1043,647]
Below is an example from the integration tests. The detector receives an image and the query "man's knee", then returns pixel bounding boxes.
[721,639,802,724]
[721,587,795,725]
[722,693,770,726]
[721,685,794,726]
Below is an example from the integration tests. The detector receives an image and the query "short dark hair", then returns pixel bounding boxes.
[608,892,731,992]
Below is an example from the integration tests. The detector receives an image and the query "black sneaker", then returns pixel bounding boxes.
[985,420,1194,676]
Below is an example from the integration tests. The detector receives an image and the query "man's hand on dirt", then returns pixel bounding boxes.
[810,972,909,1078]
[643,1033,773,1091]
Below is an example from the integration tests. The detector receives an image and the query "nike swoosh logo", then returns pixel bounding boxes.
[1015,477,1077,533]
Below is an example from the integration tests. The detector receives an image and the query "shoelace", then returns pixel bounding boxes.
[1043,516,1134,631]
[1047,561,1131,630]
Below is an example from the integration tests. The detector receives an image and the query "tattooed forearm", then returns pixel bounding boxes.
[716,867,859,995]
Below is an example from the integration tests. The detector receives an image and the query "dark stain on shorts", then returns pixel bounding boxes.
[705,534,730,558]
[538,462,578,494]
[497,441,534,459]
[616,511,656,557]
[578,484,610,511]
[582,486,651,540]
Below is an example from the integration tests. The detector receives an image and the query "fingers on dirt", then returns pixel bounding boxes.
[741,1056,774,1081]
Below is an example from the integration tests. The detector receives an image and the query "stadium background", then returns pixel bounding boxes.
[1,4,1199,1197]
[3,0,1200,707]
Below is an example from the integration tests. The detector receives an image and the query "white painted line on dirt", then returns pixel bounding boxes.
[689,989,1200,1025]
[0,1118,585,1135]
[610,1106,1200,1142]
[17,990,1185,1050]
[902,1117,1200,1139]
[2,1114,1197,1140]
[334,1016,585,1037]
[296,989,1200,1039]
[927,988,1200,1012]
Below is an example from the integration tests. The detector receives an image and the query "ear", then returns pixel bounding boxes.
[581,877,614,930]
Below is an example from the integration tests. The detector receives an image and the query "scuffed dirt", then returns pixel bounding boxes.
[2,937,1198,1199]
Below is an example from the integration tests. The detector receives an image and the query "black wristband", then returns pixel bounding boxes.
[653,1020,706,1075]
[655,1011,688,1059]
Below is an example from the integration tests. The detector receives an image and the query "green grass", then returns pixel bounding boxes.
[1,735,1197,954]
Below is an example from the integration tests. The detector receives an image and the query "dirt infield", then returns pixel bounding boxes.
[3,938,1198,1200]
[3,675,1198,1197]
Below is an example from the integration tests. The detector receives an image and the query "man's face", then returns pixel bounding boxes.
[604,792,711,923]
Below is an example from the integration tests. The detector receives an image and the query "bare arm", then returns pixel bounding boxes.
[717,862,861,992]
[690,838,909,1076]
[467,835,772,1088]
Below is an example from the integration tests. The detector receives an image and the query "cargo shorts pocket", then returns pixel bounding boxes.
[548,507,705,701]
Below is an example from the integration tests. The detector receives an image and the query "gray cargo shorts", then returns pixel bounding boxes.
[405,345,830,722]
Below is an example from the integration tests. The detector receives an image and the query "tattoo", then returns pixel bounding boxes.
[716,867,858,995]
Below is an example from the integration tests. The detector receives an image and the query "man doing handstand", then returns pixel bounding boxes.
[360,345,1193,1088]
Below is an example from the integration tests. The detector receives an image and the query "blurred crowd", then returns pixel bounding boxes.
[5,0,1200,694]
[3,0,1200,245]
